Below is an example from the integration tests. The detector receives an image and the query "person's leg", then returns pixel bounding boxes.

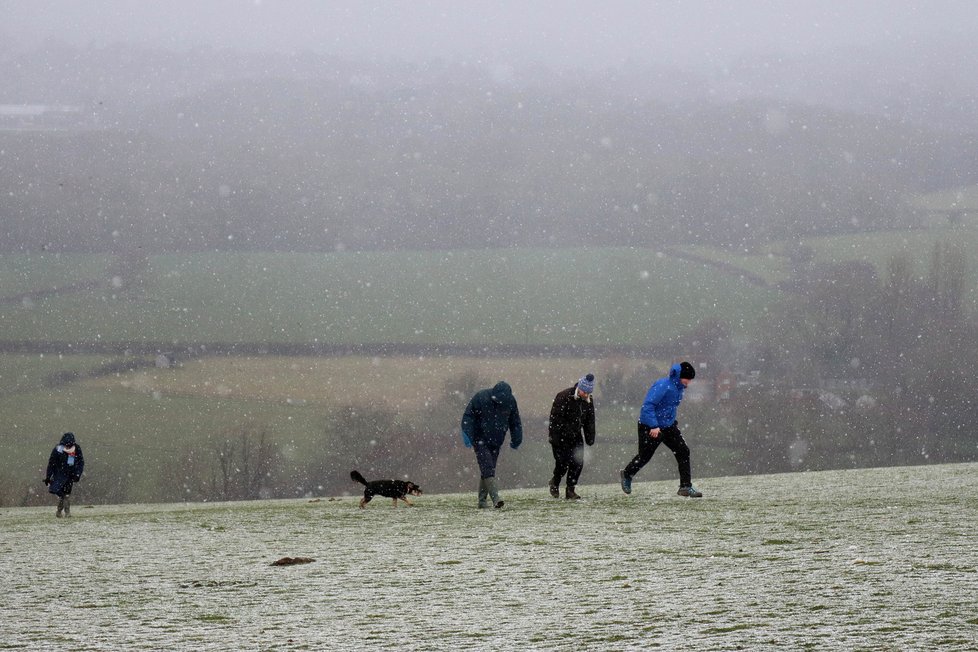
[660,425,692,488]
[623,423,660,478]
[56,495,65,518]
[477,478,490,508]
[550,442,569,497]
[565,443,584,498]
[475,444,503,507]
[485,477,504,508]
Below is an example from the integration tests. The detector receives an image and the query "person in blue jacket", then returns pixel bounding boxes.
[44,432,85,517]
[461,381,523,508]
[619,362,702,498]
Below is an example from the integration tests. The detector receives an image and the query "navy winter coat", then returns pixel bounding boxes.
[461,381,523,449]
[638,363,687,429]
[46,432,84,497]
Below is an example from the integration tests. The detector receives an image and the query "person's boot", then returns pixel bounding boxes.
[548,477,560,498]
[486,477,504,509]
[63,496,71,517]
[56,497,65,518]
[565,486,582,500]
[478,478,490,508]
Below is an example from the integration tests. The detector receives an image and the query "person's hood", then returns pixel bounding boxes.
[668,363,683,385]
[59,432,76,447]
[490,381,513,404]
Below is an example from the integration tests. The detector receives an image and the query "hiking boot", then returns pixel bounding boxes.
[677,485,703,498]
[494,500,505,509]
[56,497,65,518]
[565,488,581,500]
[548,480,559,498]
[619,470,632,495]
[63,496,71,517]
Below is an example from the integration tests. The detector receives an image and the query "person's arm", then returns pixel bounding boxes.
[583,400,596,446]
[460,398,477,447]
[548,393,563,443]
[509,400,523,449]
[74,446,85,481]
[44,448,57,484]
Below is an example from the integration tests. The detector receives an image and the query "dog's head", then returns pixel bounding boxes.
[406,482,423,496]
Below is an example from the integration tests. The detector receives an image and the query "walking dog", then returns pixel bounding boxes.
[350,470,422,509]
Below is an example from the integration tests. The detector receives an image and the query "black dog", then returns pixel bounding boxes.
[350,470,422,509]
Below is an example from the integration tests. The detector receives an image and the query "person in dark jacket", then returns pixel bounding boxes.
[44,432,85,517]
[547,373,596,500]
[620,362,703,498]
[460,381,523,508]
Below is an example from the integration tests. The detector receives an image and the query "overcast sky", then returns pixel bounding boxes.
[3,0,977,69]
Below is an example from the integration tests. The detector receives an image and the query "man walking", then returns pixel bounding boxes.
[461,381,523,508]
[547,373,596,500]
[620,361,702,498]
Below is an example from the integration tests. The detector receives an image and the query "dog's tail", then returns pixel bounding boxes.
[350,470,367,486]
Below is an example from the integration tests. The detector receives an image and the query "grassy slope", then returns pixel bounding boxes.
[2,463,976,650]
[0,248,778,345]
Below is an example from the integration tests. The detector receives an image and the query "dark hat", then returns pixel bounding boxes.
[679,361,696,380]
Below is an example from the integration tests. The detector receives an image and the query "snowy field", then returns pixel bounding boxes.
[2,463,976,651]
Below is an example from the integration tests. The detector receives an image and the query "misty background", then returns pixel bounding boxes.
[2,1,977,505]
[3,1,978,253]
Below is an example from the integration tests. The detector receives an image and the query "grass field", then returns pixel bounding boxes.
[0,248,778,346]
[2,463,976,650]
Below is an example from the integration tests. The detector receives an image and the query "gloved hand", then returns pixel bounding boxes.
[461,431,473,448]
[510,442,520,450]
[43,478,50,485]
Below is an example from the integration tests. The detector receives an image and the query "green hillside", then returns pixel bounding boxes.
[0,248,778,347]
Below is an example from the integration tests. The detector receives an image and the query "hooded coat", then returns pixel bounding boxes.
[461,381,523,449]
[46,432,84,497]
[638,363,687,429]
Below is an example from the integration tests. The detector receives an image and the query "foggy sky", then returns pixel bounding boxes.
[3,0,977,69]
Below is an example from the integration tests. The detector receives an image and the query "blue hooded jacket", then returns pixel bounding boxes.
[638,364,687,429]
[460,381,523,449]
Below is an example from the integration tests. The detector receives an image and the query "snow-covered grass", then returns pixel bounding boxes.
[3,463,976,651]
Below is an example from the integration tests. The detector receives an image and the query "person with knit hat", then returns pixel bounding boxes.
[619,361,703,498]
[547,373,597,500]
[460,381,523,508]
[44,432,85,517]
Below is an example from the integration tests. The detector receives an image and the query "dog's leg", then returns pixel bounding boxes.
[392,497,398,507]
[401,497,414,507]
[359,497,367,509]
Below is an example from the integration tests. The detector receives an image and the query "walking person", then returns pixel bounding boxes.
[461,381,523,508]
[44,432,85,517]
[619,362,703,498]
[547,373,596,500]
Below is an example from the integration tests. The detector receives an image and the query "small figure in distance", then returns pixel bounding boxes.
[44,432,85,517]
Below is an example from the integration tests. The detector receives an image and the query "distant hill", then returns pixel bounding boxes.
[2,41,978,253]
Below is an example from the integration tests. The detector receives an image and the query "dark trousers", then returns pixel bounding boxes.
[474,443,502,479]
[623,422,692,487]
[550,441,584,490]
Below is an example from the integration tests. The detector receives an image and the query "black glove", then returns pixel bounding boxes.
[43,478,50,485]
